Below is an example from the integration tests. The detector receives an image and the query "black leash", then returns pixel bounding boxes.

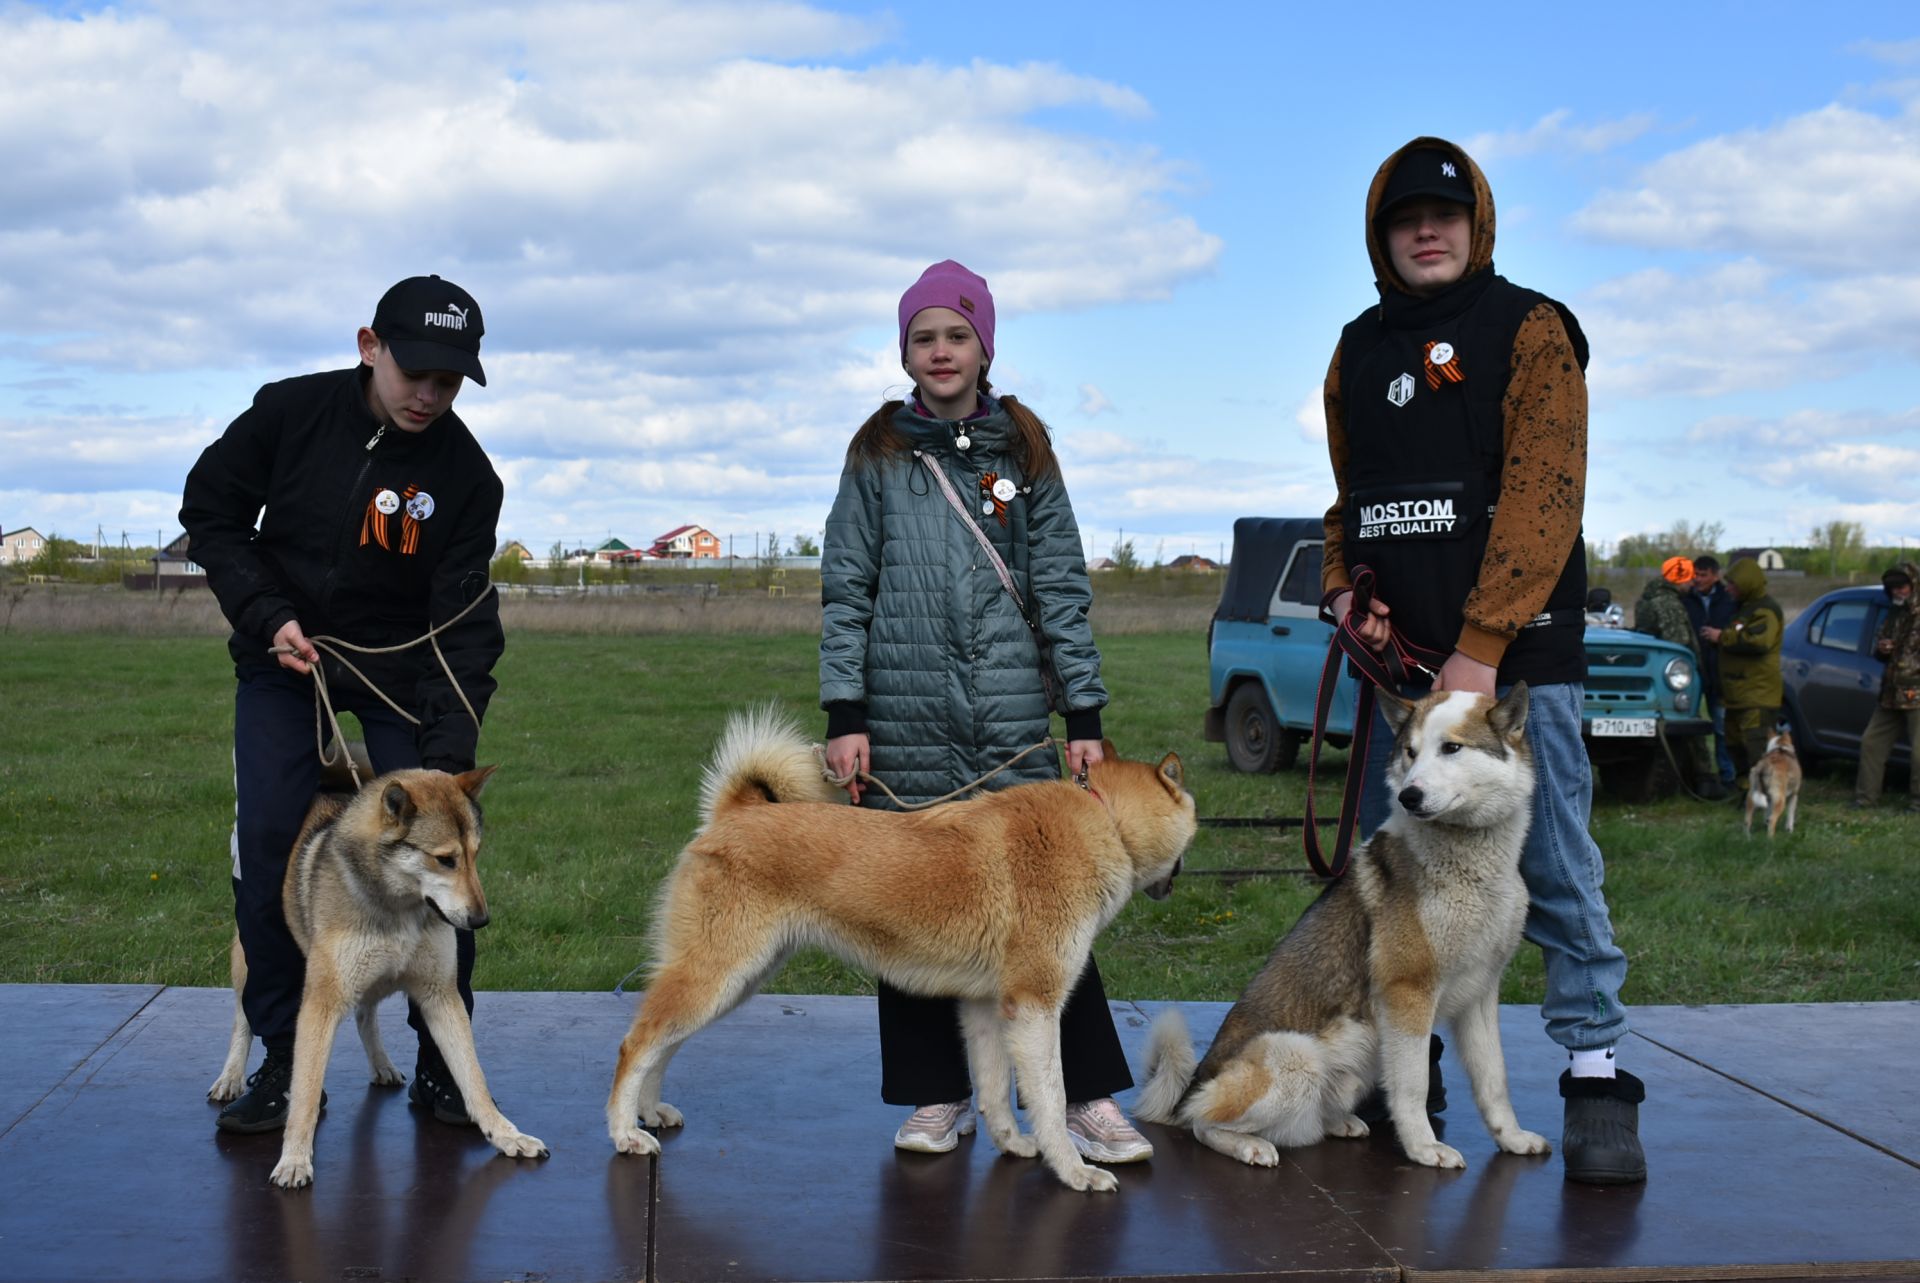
[1302,566,1448,879]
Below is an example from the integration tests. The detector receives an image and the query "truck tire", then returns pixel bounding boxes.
[1225,683,1299,773]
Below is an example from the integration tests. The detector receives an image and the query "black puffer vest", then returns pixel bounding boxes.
[1339,268,1590,687]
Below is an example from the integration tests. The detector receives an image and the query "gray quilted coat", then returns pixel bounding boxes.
[820,397,1107,807]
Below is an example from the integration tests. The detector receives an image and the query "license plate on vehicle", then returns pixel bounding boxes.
[1591,718,1656,737]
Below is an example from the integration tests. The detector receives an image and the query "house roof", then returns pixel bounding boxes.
[2,526,45,540]
[593,537,631,552]
[154,532,193,560]
[654,524,705,542]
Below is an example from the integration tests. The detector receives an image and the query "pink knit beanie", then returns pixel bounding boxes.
[897,260,995,365]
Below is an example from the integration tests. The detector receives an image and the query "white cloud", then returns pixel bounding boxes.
[1466,108,1656,162]
[0,2,1223,549]
[1572,93,1920,274]
[1077,383,1114,417]
[1293,387,1325,442]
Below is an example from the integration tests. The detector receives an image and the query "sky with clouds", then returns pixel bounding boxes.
[4,0,1918,562]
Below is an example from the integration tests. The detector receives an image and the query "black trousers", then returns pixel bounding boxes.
[232,666,474,1056]
[877,957,1133,1106]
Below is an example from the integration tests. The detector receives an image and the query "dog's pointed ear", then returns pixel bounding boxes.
[1100,737,1118,761]
[1378,690,1417,737]
[1157,751,1183,794]
[381,781,416,826]
[457,764,498,799]
[1489,681,1530,743]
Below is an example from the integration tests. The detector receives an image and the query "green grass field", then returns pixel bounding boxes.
[1,630,1914,1006]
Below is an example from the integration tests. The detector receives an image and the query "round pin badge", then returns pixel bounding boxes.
[981,500,996,516]
[406,492,435,521]
[955,434,971,450]
[992,478,1017,502]
[374,489,400,515]
[1430,342,1455,364]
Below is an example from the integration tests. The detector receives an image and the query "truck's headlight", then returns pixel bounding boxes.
[1664,657,1693,691]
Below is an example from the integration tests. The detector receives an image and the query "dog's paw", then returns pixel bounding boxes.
[208,1073,246,1103]
[1495,1126,1550,1156]
[987,1126,1038,1159]
[1328,1113,1371,1139]
[640,1101,683,1129]
[1405,1139,1466,1170]
[268,1156,314,1189]
[1061,1161,1119,1193]
[1230,1134,1280,1167]
[368,1063,406,1088]
[611,1125,662,1156]
[493,1130,551,1160]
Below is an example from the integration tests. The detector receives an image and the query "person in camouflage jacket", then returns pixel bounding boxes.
[1701,557,1783,790]
[1854,563,1919,811]
[1635,556,1720,795]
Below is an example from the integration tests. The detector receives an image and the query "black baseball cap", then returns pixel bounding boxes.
[370,275,487,386]
[1378,147,1476,215]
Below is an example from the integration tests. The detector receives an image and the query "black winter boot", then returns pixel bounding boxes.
[1561,1068,1647,1184]
[1355,1034,1447,1126]
[215,1046,325,1134]
[409,1047,475,1126]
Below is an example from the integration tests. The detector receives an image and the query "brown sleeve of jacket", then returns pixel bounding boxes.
[1320,342,1352,596]
[1455,303,1587,666]
[1320,305,1586,660]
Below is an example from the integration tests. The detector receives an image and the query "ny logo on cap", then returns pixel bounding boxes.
[1387,373,1415,407]
[1441,161,1458,178]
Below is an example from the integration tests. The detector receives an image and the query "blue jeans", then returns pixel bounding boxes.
[1708,693,1736,783]
[1358,681,1630,1052]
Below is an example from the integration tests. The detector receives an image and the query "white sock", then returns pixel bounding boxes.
[1570,1046,1618,1079]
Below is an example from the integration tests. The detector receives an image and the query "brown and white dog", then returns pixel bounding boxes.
[605,708,1197,1192]
[1136,685,1549,1171]
[212,767,548,1189]
[1745,723,1802,838]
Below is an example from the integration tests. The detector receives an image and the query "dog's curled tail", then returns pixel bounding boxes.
[699,705,844,828]
[1133,1008,1198,1124]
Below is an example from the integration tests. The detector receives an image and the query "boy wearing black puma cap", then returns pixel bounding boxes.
[181,275,504,1135]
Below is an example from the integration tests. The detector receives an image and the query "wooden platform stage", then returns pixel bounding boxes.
[0,986,1914,1282]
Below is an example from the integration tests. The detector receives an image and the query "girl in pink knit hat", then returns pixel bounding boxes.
[819,260,1151,1167]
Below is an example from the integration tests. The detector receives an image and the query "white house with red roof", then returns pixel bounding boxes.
[649,524,721,559]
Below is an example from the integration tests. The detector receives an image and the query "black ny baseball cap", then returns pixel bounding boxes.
[371,275,487,386]
[1379,147,1476,215]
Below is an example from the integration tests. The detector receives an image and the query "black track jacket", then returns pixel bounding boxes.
[181,366,504,771]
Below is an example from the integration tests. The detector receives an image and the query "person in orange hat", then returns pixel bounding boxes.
[1634,556,1723,798]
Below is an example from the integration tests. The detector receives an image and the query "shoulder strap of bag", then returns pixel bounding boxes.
[915,451,1063,714]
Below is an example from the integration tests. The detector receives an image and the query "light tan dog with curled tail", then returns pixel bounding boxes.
[606,707,1196,1192]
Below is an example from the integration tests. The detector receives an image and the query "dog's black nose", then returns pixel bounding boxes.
[1398,786,1425,814]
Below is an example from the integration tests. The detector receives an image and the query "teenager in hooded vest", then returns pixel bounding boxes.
[1319,140,1648,1185]
[819,260,1151,1165]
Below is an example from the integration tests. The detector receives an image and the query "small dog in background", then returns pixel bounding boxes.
[1745,722,1802,839]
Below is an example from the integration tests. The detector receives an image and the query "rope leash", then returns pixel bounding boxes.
[816,737,1060,811]
[267,585,497,790]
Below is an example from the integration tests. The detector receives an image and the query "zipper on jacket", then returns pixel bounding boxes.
[321,425,383,616]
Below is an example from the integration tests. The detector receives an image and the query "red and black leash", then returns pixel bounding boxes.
[1302,566,1448,879]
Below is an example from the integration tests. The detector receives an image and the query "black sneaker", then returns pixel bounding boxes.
[1694,777,1727,802]
[1561,1069,1648,1184]
[1355,1034,1447,1126]
[409,1055,475,1126]
[215,1050,324,1134]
